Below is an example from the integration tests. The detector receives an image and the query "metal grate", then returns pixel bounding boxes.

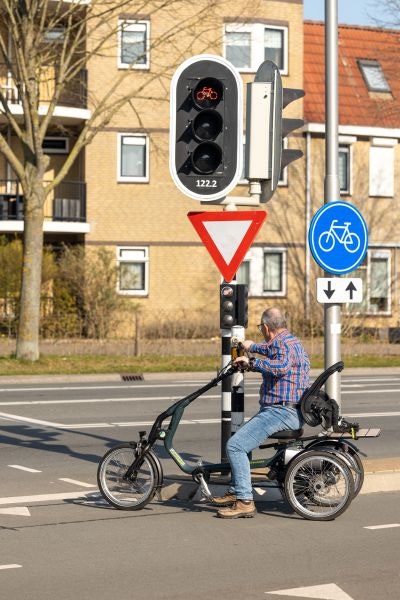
[120,373,144,382]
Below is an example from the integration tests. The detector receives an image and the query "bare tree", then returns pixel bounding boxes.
[0,0,262,360]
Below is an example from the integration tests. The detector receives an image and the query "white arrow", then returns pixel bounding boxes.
[266,583,354,600]
[0,506,31,516]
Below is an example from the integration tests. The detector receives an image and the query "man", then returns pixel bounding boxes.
[213,307,310,519]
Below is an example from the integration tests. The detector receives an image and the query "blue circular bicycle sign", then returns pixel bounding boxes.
[308,201,368,275]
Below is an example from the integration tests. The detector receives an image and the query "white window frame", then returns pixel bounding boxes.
[345,249,391,315]
[358,59,391,93]
[369,140,395,198]
[118,20,150,69]
[42,137,69,154]
[338,145,351,195]
[117,133,149,182]
[117,246,149,296]
[241,247,287,297]
[223,23,288,74]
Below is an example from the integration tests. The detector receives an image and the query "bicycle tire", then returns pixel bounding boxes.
[318,231,335,252]
[310,445,364,497]
[284,450,354,521]
[97,444,159,510]
[344,232,361,253]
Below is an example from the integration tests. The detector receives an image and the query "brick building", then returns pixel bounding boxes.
[1,2,399,338]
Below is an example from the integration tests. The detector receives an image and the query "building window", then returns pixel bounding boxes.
[42,137,69,154]
[237,260,250,285]
[224,24,288,73]
[369,144,394,197]
[358,59,390,93]
[339,146,350,194]
[240,247,286,296]
[118,134,149,182]
[347,250,390,314]
[117,247,149,295]
[264,251,284,294]
[119,20,150,69]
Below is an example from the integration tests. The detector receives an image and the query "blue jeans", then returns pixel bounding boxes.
[226,405,303,500]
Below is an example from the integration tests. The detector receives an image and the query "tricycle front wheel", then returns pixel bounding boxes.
[97,444,160,510]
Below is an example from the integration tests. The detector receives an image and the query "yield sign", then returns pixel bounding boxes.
[188,210,266,282]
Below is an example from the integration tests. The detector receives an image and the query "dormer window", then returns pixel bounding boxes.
[358,59,391,92]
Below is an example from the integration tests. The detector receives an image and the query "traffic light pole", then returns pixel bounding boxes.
[324,0,342,408]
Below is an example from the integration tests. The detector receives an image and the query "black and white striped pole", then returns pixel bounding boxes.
[231,325,245,434]
[220,281,236,461]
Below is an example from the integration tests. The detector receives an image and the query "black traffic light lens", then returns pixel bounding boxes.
[193,78,223,109]
[192,109,223,141]
[191,142,222,174]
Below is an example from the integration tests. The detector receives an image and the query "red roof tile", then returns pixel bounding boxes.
[304,22,400,127]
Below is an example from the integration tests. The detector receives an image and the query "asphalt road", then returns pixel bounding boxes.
[0,371,399,599]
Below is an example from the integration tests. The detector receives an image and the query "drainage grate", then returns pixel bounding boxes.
[120,373,144,382]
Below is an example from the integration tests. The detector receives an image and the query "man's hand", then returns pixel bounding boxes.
[233,356,250,371]
[241,340,254,351]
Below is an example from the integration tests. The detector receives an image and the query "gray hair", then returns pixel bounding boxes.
[261,307,287,332]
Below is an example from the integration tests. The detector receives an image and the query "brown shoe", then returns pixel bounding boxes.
[212,492,237,506]
[217,500,256,519]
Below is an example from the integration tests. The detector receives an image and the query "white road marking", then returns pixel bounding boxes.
[364,523,400,530]
[0,490,99,506]
[0,394,220,407]
[0,507,30,516]
[266,583,354,599]
[0,564,22,570]
[8,465,41,473]
[59,478,96,488]
[0,412,111,429]
[0,382,206,393]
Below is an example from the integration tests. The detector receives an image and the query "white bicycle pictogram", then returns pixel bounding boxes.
[318,220,361,253]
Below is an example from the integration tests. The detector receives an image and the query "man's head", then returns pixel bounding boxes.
[258,307,287,341]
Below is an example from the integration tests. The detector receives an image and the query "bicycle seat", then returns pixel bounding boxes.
[269,428,304,440]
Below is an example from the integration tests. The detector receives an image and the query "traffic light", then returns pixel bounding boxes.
[245,60,304,202]
[220,284,236,329]
[220,283,248,329]
[170,54,243,202]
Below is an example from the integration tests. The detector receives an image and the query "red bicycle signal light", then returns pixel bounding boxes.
[193,77,223,108]
[170,55,243,201]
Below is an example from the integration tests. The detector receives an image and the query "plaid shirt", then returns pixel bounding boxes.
[249,329,310,407]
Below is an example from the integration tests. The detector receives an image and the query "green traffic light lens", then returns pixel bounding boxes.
[191,142,222,174]
[193,78,223,109]
[192,109,223,141]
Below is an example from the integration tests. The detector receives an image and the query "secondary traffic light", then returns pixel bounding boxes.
[245,60,304,202]
[220,283,248,329]
[170,54,243,202]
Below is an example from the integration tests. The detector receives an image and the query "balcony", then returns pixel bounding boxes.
[0,179,89,234]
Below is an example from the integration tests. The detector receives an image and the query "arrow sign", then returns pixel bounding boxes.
[188,210,267,282]
[316,278,363,304]
[324,280,335,299]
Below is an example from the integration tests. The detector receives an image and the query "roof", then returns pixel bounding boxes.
[304,21,400,127]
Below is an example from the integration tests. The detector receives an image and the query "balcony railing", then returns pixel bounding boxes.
[0,180,86,223]
[0,68,88,109]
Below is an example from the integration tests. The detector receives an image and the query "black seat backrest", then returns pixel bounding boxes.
[301,361,344,403]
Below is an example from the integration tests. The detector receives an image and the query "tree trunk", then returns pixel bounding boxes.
[15,189,45,361]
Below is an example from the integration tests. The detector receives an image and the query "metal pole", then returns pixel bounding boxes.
[324,0,341,407]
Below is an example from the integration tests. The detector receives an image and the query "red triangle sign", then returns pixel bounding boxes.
[188,210,267,282]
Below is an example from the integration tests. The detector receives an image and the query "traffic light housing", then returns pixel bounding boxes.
[170,54,243,202]
[245,60,304,202]
[220,283,248,329]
